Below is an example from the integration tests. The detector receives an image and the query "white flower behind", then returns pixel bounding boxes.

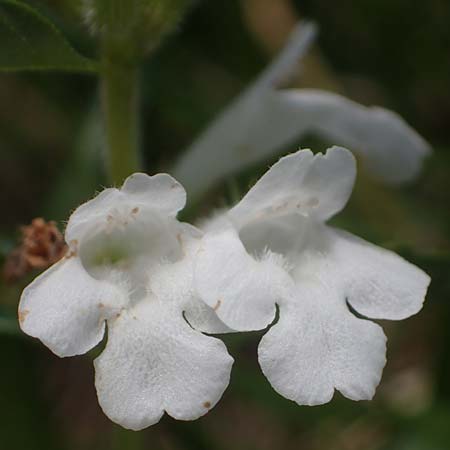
[19,173,233,430]
[173,22,430,200]
[195,147,430,405]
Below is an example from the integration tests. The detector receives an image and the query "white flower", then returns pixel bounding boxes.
[194,147,430,405]
[18,173,233,430]
[173,22,430,200]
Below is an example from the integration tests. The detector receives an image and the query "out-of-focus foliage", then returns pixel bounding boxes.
[0,0,449,449]
[84,0,196,60]
[0,0,97,72]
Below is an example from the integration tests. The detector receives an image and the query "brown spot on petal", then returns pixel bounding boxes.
[131,207,139,214]
[307,197,319,207]
[203,401,211,409]
[275,201,288,212]
[98,303,104,308]
[18,309,29,324]
[213,299,222,311]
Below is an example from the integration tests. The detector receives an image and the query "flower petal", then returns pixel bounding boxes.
[238,212,309,259]
[303,227,430,320]
[259,282,387,405]
[173,43,428,202]
[121,173,186,216]
[183,298,233,334]
[143,231,232,334]
[18,257,124,357]
[236,206,429,321]
[65,188,120,243]
[172,24,316,201]
[66,173,186,243]
[258,21,317,89]
[272,89,431,184]
[195,229,293,331]
[229,147,356,228]
[94,302,233,430]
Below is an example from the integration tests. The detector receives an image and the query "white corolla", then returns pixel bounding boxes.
[18,173,233,430]
[195,147,430,405]
[173,23,430,200]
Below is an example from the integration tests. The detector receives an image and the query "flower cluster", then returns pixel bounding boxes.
[17,22,431,431]
[19,147,430,429]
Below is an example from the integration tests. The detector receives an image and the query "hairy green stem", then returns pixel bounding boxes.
[101,59,141,185]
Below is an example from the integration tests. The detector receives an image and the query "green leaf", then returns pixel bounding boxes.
[0,0,97,72]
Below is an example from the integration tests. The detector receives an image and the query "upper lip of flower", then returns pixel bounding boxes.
[18,172,233,430]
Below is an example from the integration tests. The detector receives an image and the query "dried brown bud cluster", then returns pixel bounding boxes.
[3,218,67,283]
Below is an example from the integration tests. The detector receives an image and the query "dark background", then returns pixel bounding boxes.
[0,1,449,449]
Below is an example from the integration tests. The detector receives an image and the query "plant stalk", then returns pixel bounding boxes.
[101,58,141,185]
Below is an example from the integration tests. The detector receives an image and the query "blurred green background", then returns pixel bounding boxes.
[1,0,449,449]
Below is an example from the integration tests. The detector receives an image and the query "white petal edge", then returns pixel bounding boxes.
[258,21,317,89]
[183,297,234,334]
[289,224,430,320]
[121,173,187,216]
[259,283,387,405]
[66,173,186,243]
[272,89,431,184]
[19,257,124,357]
[172,23,316,201]
[94,302,233,430]
[142,232,233,334]
[229,147,356,228]
[65,188,120,244]
[194,229,293,331]
[324,227,430,320]
[173,83,430,202]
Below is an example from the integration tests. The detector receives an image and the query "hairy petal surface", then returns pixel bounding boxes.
[95,302,233,430]
[230,147,356,228]
[66,173,186,243]
[195,229,293,331]
[259,283,387,405]
[18,257,124,357]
